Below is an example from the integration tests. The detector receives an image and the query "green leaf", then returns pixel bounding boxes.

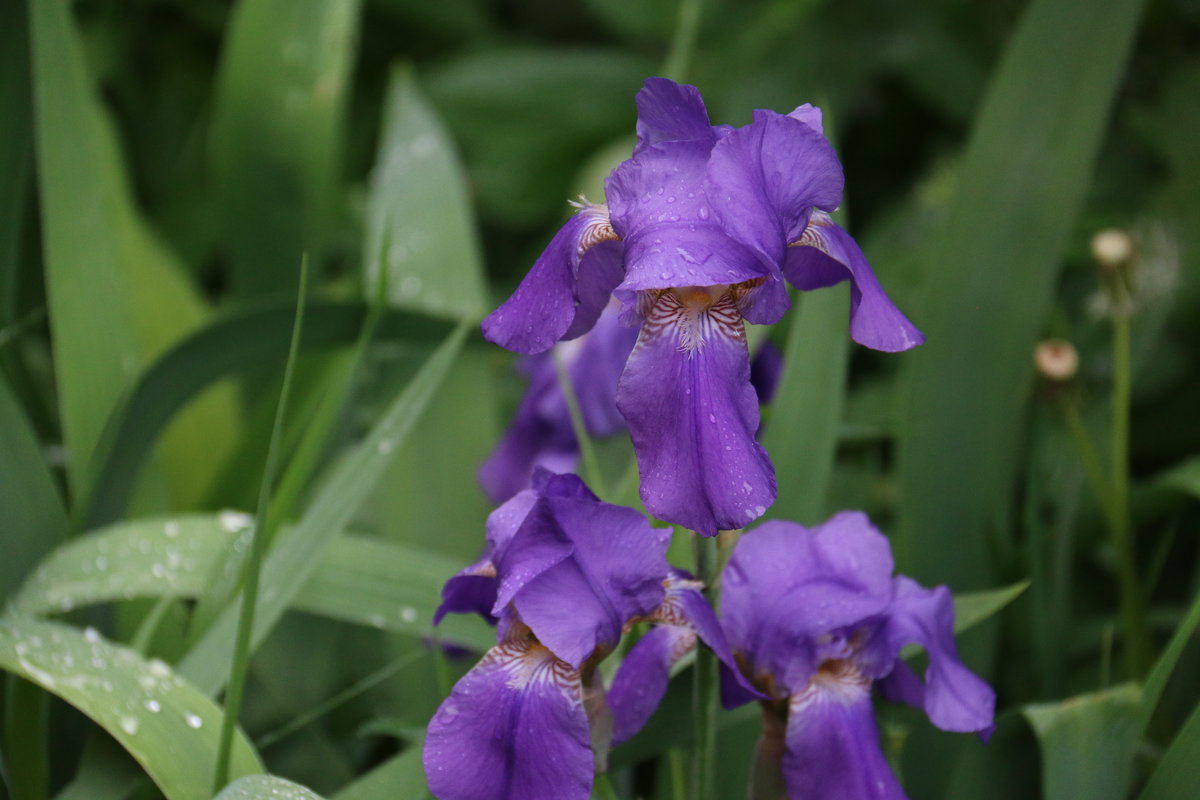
[899,581,1028,660]
[1143,587,1200,725]
[330,745,428,800]
[29,0,236,504]
[214,775,324,800]
[209,0,360,297]
[1155,456,1200,501]
[0,0,32,324]
[0,616,262,800]
[1139,699,1200,800]
[365,66,486,320]
[762,283,850,525]
[894,0,1149,594]
[177,322,471,695]
[1022,683,1143,800]
[953,580,1030,633]
[0,372,66,601]
[292,534,494,651]
[425,47,651,226]
[12,513,250,616]
[82,301,456,530]
[13,514,493,653]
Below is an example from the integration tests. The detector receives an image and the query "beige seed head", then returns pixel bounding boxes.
[1034,339,1079,382]
[1091,228,1134,271]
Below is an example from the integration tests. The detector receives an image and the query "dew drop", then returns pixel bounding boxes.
[185,713,203,729]
[708,413,717,424]
[164,521,180,538]
[119,716,139,735]
[400,606,418,624]
[83,627,101,644]
[145,699,161,713]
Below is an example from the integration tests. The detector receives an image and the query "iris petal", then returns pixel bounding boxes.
[783,676,906,800]
[617,289,775,535]
[784,212,924,352]
[482,205,618,353]
[634,77,715,153]
[882,577,996,734]
[706,109,844,268]
[424,637,592,800]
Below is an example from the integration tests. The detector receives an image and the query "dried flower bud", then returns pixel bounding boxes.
[1034,339,1079,382]
[1091,228,1134,272]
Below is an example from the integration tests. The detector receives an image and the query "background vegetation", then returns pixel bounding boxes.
[1,0,1199,798]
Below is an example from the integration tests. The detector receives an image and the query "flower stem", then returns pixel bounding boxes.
[554,348,607,498]
[592,772,621,800]
[692,533,719,800]
[1109,306,1150,677]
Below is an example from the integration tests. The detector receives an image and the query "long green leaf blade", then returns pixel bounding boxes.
[0,616,262,800]
[365,66,486,319]
[209,0,360,297]
[894,0,1148,592]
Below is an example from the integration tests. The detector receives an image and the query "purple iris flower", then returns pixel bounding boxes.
[425,471,754,800]
[719,512,995,800]
[482,77,922,536]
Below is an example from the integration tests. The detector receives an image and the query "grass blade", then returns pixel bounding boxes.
[213,261,309,792]
[81,301,455,530]
[177,321,471,695]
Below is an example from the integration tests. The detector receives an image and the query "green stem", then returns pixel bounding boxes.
[1058,394,1118,532]
[691,533,718,800]
[554,349,606,498]
[662,0,704,84]
[212,259,309,793]
[592,772,621,800]
[1110,308,1150,676]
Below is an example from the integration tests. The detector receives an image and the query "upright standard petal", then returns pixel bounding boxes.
[881,577,995,733]
[424,636,593,800]
[784,211,924,352]
[634,77,715,153]
[482,204,619,353]
[720,516,895,690]
[606,140,767,292]
[494,485,668,667]
[706,109,844,268]
[617,287,775,535]
[783,673,906,800]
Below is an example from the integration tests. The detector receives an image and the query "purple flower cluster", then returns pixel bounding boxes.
[482,78,921,535]
[425,471,755,800]
[719,513,995,799]
[423,77,991,800]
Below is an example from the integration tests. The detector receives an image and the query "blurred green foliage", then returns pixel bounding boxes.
[1,0,1199,798]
